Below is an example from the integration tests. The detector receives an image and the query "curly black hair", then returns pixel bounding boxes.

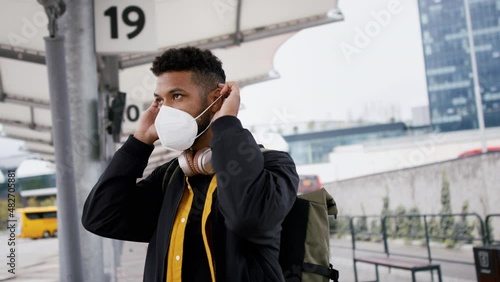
[150,47,226,98]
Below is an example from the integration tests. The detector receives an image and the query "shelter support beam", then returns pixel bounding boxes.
[0,46,46,65]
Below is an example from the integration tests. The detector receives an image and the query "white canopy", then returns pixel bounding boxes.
[0,0,344,171]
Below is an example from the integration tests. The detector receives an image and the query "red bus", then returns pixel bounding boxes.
[458,146,500,158]
[298,175,322,194]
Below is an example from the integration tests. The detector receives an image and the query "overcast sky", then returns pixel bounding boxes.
[0,0,429,160]
[238,0,428,128]
[0,133,27,164]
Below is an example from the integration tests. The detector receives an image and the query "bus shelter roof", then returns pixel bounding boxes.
[0,0,343,173]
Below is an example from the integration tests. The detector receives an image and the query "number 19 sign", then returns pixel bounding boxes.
[94,0,157,53]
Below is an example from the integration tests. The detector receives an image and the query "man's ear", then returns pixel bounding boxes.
[210,88,223,113]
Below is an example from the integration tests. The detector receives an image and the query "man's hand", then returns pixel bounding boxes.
[133,100,160,145]
[212,82,240,122]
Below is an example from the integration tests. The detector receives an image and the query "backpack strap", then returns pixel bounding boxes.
[302,263,339,282]
[162,158,180,194]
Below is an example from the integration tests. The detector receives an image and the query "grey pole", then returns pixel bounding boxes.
[98,55,122,282]
[44,35,84,282]
[38,0,84,281]
[58,0,107,281]
[464,0,487,153]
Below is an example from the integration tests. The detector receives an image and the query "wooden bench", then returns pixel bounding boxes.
[353,256,443,282]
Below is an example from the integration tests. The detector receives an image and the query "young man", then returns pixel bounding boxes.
[82,47,299,282]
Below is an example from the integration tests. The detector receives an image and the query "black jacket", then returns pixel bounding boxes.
[82,116,299,282]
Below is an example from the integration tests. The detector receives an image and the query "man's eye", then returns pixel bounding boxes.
[173,94,182,100]
[155,98,163,104]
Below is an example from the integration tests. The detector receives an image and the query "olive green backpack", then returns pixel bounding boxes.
[279,188,339,282]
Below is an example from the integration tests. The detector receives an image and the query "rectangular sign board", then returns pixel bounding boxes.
[94,0,157,53]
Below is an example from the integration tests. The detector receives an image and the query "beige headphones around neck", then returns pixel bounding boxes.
[178,147,215,177]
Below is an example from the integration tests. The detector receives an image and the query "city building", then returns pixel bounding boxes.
[418,0,500,132]
[283,122,432,165]
[298,126,500,183]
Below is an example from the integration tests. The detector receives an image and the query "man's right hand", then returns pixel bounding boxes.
[133,100,160,145]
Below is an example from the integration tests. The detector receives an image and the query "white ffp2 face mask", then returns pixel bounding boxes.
[154,95,223,151]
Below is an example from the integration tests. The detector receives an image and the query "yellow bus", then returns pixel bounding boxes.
[15,206,58,239]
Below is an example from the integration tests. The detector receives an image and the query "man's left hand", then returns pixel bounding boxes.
[212,82,240,122]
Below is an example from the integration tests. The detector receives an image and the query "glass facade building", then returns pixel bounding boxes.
[418,0,500,132]
[283,123,430,165]
[0,173,56,198]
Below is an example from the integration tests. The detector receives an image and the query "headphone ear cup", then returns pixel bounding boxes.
[178,150,196,177]
[194,148,214,175]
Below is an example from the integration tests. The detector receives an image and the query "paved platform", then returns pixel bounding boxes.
[0,232,478,282]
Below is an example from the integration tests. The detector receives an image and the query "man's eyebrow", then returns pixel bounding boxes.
[154,88,186,98]
[168,88,186,94]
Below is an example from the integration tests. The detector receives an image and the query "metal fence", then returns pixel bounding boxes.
[486,214,500,245]
[329,212,497,266]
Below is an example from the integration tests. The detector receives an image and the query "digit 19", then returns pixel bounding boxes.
[104,5,145,39]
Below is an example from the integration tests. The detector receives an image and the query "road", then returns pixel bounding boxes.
[0,231,59,281]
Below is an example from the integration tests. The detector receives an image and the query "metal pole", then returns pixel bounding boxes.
[59,0,106,281]
[350,217,356,253]
[382,216,389,256]
[0,69,4,102]
[463,0,487,153]
[349,217,359,282]
[423,215,432,263]
[98,55,122,282]
[43,35,83,282]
